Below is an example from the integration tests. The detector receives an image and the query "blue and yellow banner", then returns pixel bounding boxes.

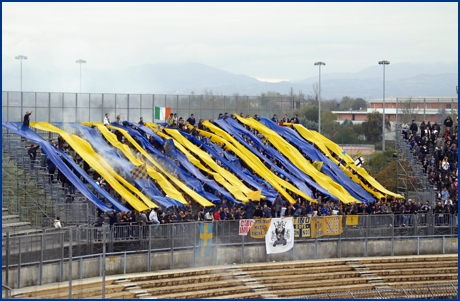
[197,222,213,257]
[131,163,148,181]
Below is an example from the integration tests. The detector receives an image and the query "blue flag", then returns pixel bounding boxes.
[164,138,177,157]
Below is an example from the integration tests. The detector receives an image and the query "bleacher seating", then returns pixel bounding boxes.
[10,254,457,299]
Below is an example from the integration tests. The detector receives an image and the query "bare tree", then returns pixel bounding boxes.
[311,82,320,105]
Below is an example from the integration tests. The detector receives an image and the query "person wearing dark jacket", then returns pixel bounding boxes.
[273,194,283,218]
[244,200,256,219]
[444,116,453,133]
[253,205,263,218]
[28,144,40,170]
[46,156,56,182]
[23,111,32,126]
[409,120,418,136]
[94,213,105,227]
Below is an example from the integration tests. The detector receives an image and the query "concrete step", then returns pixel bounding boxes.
[136,293,153,298]
[2,214,20,220]
[114,279,131,284]
[2,228,43,237]
[2,221,32,228]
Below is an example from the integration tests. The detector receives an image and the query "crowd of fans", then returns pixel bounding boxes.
[401,116,458,215]
[28,110,456,233]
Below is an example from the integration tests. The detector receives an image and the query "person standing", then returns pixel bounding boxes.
[186,114,196,126]
[167,113,174,127]
[23,111,32,126]
[401,121,409,140]
[204,209,214,221]
[28,143,40,163]
[444,116,453,135]
[290,115,299,124]
[273,194,283,218]
[103,113,110,126]
[138,117,145,126]
[46,156,56,182]
[409,120,418,137]
[54,217,62,229]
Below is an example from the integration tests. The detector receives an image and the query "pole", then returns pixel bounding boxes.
[76,60,86,93]
[382,63,386,151]
[318,64,322,134]
[423,98,426,121]
[79,63,82,93]
[314,62,325,134]
[20,58,23,92]
[102,226,106,299]
[395,97,398,147]
[379,60,390,151]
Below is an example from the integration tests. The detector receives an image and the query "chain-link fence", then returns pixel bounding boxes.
[2,91,310,124]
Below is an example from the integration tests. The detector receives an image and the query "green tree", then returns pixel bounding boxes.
[333,124,359,144]
[352,98,367,110]
[322,99,340,112]
[297,105,319,123]
[337,96,368,111]
[320,111,340,139]
[363,148,395,175]
[361,112,391,143]
[260,91,281,107]
[299,117,318,131]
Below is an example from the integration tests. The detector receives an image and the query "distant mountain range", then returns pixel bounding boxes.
[2,62,457,100]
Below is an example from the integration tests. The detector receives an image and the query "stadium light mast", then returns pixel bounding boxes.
[314,61,325,134]
[76,59,86,93]
[15,55,27,92]
[379,60,390,151]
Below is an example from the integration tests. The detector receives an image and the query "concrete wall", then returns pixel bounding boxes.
[3,237,457,289]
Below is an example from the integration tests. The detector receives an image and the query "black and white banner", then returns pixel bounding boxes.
[265,217,294,254]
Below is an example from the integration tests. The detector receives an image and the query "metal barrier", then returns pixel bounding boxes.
[2,215,458,266]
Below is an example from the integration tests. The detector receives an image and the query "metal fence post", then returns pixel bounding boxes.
[417,236,420,255]
[170,225,174,270]
[338,236,341,258]
[39,234,44,285]
[391,235,394,256]
[102,226,106,299]
[192,222,196,268]
[5,232,9,287]
[364,236,368,257]
[60,231,64,282]
[148,225,151,272]
[17,236,21,288]
[314,238,318,259]
[69,227,73,299]
[241,235,245,264]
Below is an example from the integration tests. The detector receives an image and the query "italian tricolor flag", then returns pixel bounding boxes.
[154,106,171,121]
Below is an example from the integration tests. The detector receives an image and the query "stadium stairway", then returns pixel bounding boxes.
[2,207,42,237]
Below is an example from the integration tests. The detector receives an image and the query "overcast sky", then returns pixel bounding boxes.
[2,2,458,82]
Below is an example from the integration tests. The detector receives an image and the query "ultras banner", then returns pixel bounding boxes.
[311,215,343,238]
[265,217,294,254]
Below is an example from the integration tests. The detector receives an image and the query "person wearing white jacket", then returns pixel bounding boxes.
[54,217,62,229]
